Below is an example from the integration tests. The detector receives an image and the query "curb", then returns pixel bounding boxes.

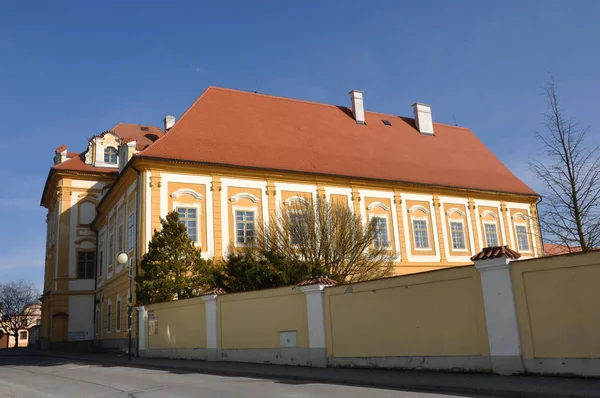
[4,353,598,398]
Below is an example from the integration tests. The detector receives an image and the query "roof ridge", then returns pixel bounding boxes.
[207,86,471,130]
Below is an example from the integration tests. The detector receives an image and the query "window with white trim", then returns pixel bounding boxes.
[449,221,466,250]
[515,225,530,251]
[95,306,100,335]
[108,233,114,266]
[77,251,95,279]
[104,147,117,164]
[177,207,198,243]
[116,297,121,332]
[289,211,308,246]
[127,214,134,250]
[412,219,430,249]
[98,234,105,278]
[236,210,255,245]
[484,223,499,247]
[106,301,112,333]
[20,331,27,340]
[372,216,390,248]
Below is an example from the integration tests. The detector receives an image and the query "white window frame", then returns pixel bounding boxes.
[174,202,202,246]
[448,219,468,252]
[369,214,392,249]
[127,213,135,251]
[483,221,500,247]
[106,299,112,334]
[287,208,309,247]
[115,296,122,333]
[232,206,258,247]
[104,146,118,164]
[95,305,101,336]
[411,216,431,250]
[514,223,531,253]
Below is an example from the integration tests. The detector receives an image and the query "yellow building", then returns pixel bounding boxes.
[41,86,541,349]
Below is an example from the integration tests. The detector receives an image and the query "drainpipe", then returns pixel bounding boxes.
[130,162,142,357]
[536,196,544,256]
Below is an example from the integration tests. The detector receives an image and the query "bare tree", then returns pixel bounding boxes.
[0,280,40,348]
[530,76,600,251]
[258,197,395,283]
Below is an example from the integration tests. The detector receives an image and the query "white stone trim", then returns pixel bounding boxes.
[482,220,500,247]
[229,193,260,203]
[367,201,390,211]
[408,204,429,214]
[201,295,218,361]
[475,257,523,375]
[300,284,329,367]
[480,210,498,219]
[324,187,352,209]
[411,216,432,251]
[144,171,152,254]
[136,306,147,351]
[283,195,310,206]
[513,222,532,254]
[445,207,465,216]
[171,188,203,200]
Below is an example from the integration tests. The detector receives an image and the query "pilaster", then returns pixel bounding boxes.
[475,256,523,375]
[136,306,147,353]
[468,199,481,253]
[393,192,408,262]
[300,284,329,367]
[202,294,219,361]
[432,195,447,262]
[211,179,223,257]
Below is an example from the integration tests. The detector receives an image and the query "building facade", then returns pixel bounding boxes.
[41,87,541,349]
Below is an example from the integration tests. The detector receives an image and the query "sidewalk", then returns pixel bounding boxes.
[3,349,600,398]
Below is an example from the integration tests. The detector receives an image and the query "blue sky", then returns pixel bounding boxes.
[1,1,599,290]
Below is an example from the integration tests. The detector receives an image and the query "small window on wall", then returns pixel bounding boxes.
[104,147,117,164]
[515,225,530,251]
[116,298,121,332]
[127,214,135,250]
[20,331,27,340]
[235,210,255,245]
[372,216,390,248]
[412,219,430,249]
[106,302,112,333]
[77,251,95,279]
[177,207,198,243]
[484,223,499,247]
[450,221,466,250]
[288,212,308,246]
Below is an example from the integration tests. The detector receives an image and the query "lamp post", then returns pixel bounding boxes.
[116,251,133,361]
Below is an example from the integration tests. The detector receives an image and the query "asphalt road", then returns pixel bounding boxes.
[0,356,498,398]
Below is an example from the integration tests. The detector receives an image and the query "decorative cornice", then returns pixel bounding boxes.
[367,201,390,212]
[170,188,203,200]
[283,195,309,206]
[230,193,260,203]
[446,207,465,217]
[408,204,429,214]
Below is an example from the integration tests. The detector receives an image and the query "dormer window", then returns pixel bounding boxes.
[104,147,118,164]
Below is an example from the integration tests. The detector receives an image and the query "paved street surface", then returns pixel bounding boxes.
[0,356,492,398]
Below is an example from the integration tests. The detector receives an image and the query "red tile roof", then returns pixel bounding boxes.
[543,243,582,256]
[139,87,537,196]
[297,276,338,286]
[471,246,521,261]
[201,288,227,296]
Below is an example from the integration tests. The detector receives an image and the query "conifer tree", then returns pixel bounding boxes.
[136,211,212,304]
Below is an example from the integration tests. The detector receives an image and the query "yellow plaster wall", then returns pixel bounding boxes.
[218,286,309,349]
[511,251,600,359]
[324,265,489,358]
[146,297,207,350]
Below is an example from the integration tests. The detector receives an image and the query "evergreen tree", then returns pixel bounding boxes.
[213,247,325,292]
[136,211,212,304]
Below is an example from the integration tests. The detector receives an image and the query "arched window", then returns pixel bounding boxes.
[104,147,117,164]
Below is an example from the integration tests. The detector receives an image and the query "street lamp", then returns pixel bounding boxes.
[116,251,133,361]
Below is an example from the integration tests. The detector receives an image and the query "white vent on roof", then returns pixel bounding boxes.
[349,90,365,124]
[413,103,434,135]
[164,115,176,131]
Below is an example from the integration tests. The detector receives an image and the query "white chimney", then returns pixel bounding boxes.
[163,115,176,131]
[349,90,365,124]
[413,103,434,135]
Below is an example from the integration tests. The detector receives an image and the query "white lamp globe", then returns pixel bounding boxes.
[117,252,129,266]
